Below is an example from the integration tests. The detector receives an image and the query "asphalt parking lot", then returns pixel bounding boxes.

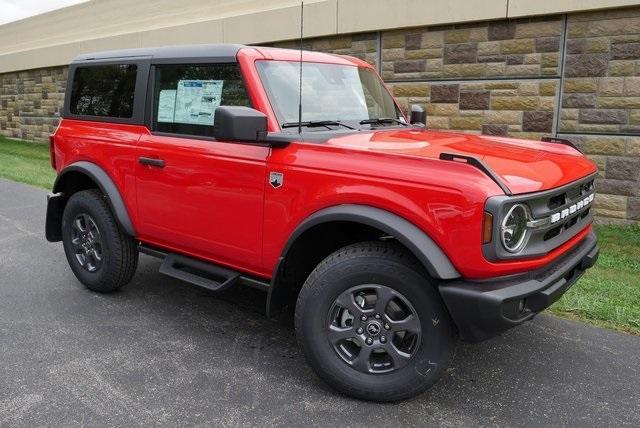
[1,178,639,427]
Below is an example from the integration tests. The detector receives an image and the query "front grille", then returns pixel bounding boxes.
[539,178,594,242]
[544,179,593,211]
[483,174,596,261]
[542,207,584,241]
[521,177,594,254]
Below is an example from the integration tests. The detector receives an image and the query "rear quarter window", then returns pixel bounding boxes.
[69,64,138,118]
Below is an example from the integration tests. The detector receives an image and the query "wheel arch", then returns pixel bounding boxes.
[266,204,460,317]
[46,161,135,241]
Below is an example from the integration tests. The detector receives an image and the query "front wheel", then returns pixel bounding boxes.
[295,242,454,402]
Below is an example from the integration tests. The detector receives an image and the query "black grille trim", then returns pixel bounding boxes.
[483,174,596,261]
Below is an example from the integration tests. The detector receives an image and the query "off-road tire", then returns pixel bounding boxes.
[295,241,454,402]
[62,189,138,292]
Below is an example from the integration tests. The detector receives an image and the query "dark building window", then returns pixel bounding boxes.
[152,64,250,137]
[70,64,137,118]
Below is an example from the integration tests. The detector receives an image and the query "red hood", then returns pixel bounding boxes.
[323,129,597,194]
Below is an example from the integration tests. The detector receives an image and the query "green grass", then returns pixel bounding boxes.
[550,224,640,335]
[0,135,56,189]
[0,137,639,334]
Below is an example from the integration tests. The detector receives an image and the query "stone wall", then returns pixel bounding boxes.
[0,67,67,141]
[1,6,639,222]
[273,6,640,223]
[561,9,640,223]
[275,32,380,69]
[391,80,558,140]
[562,8,640,135]
[380,18,563,80]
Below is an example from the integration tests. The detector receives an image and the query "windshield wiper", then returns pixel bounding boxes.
[281,120,355,130]
[359,117,409,126]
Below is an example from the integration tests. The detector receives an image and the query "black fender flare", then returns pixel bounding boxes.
[278,204,460,280]
[49,161,136,238]
[266,204,461,316]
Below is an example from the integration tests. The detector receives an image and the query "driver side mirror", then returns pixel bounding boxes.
[410,104,427,127]
[214,106,268,142]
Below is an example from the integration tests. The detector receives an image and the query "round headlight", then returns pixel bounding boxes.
[501,204,530,253]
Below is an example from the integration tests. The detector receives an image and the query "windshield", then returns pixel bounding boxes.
[256,60,401,128]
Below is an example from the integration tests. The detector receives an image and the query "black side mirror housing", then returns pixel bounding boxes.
[214,106,268,142]
[410,104,427,127]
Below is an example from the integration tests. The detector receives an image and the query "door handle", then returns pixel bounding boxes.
[138,157,165,168]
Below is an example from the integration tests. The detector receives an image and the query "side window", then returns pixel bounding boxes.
[152,64,250,137]
[69,64,137,118]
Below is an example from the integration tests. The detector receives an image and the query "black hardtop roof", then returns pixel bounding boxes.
[72,43,247,63]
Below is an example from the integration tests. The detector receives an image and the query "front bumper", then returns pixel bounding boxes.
[439,231,599,342]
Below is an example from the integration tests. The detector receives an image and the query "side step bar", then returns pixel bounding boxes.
[138,244,269,292]
[159,253,239,292]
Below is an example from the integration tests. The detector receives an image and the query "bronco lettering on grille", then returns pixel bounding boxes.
[550,194,594,224]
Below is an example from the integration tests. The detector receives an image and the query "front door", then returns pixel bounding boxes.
[135,63,269,273]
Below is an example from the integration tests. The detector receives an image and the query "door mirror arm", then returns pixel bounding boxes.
[263,134,292,148]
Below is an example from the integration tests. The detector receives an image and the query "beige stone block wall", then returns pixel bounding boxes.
[556,134,640,223]
[389,80,558,140]
[268,6,640,222]
[561,8,640,134]
[1,6,640,222]
[272,33,379,69]
[380,18,563,80]
[0,67,67,141]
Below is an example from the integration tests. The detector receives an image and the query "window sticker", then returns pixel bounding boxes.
[157,89,177,122]
[173,80,224,125]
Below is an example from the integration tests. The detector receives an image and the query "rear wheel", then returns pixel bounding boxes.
[62,189,138,292]
[295,241,454,402]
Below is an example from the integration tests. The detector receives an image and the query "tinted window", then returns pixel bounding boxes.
[70,64,137,118]
[153,64,250,137]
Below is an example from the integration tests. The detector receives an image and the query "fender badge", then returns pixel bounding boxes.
[269,172,284,189]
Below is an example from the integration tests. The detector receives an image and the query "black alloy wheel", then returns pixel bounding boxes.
[70,213,104,272]
[295,241,454,402]
[327,284,421,374]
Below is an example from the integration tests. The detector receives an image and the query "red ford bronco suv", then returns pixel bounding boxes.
[46,44,599,401]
